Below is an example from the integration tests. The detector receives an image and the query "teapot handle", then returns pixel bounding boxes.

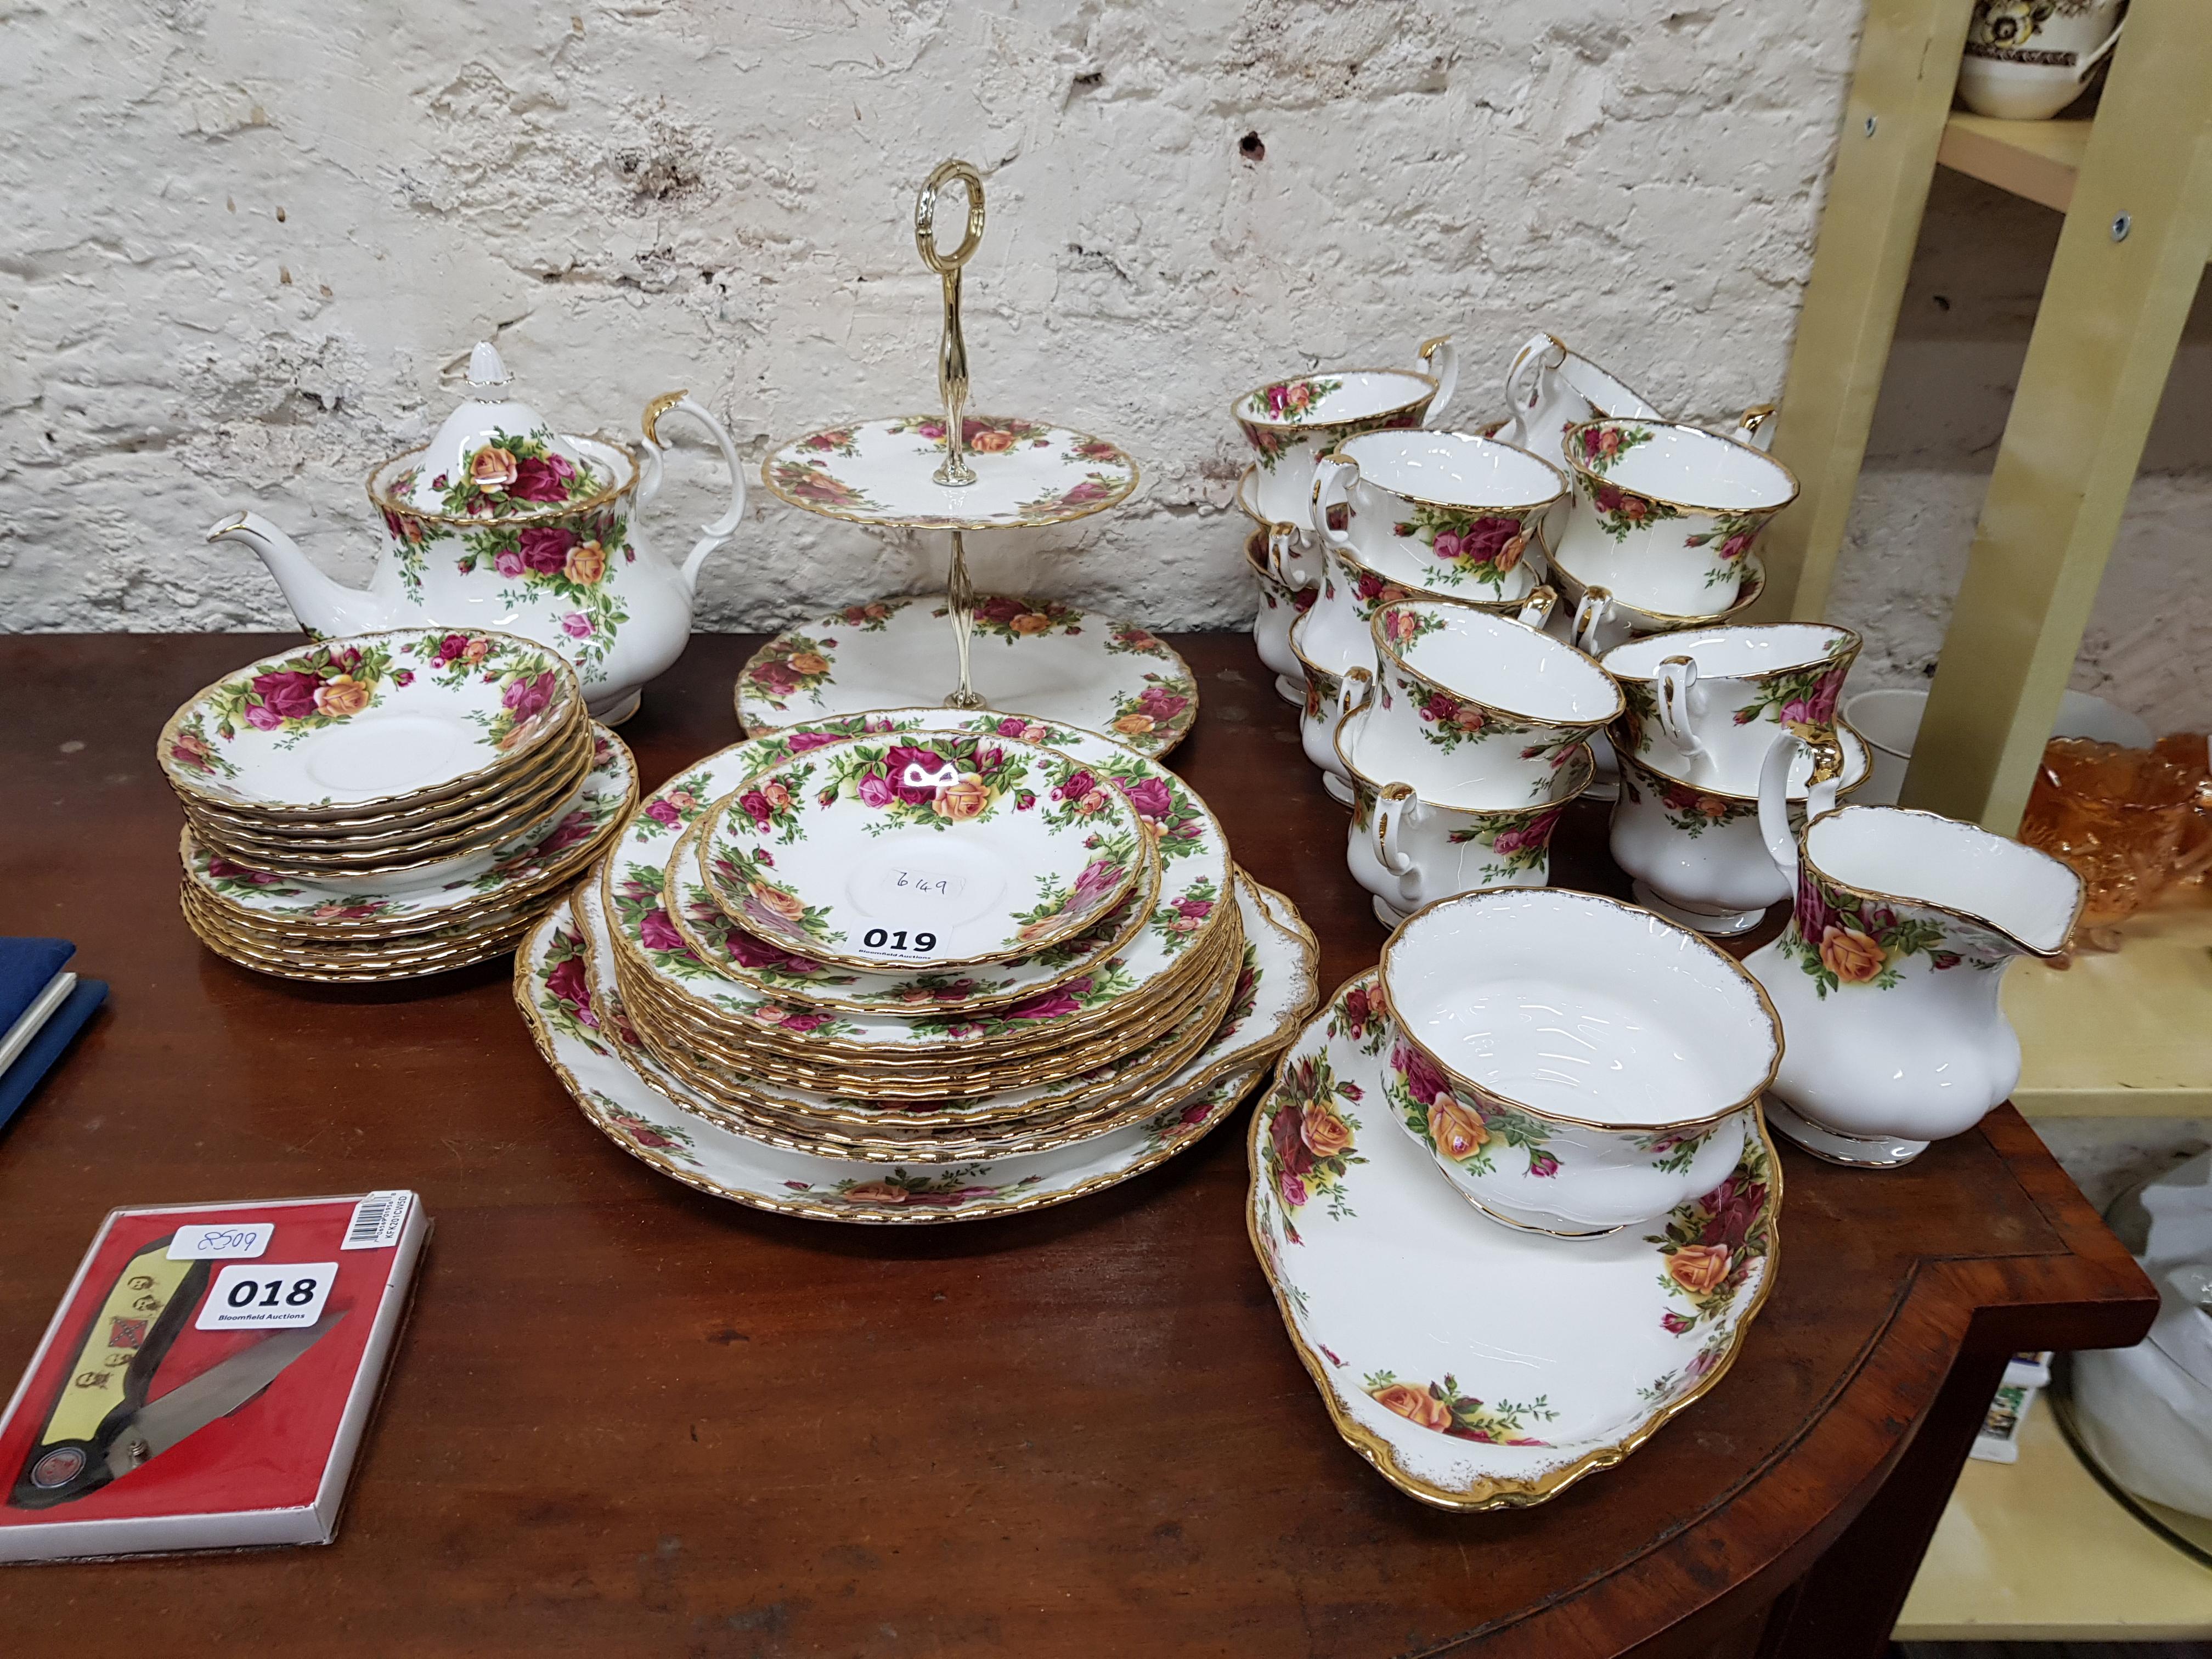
[1417,335,1458,427]
[1757,730,1844,883]
[640,391,747,596]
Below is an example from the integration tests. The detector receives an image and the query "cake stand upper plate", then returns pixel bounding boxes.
[760,416,1139,531]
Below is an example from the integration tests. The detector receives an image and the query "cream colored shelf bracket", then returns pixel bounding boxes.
[1752,0,1979,624]
[1904,3,2212,831]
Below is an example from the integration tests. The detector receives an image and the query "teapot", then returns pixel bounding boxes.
[208,343,746,723]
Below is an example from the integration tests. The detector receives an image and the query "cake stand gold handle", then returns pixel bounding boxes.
[942,530,985,709]
[915,159,986,488]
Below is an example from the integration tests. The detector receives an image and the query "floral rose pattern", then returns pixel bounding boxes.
[1726,633,1854,740]
[1386,1036,1560,1179]
[1107,673,1198,747]
[401,631,574,751]
[182,640,399,760]
[1646,1135,1773,1333]
[706,842,844,951]
[433,430,600,520]
[769,456,882,514]
[1683,511,1769,590]
[1264,1048,1366,1241]
[448,503,635,677]
[782,1166,1046,1211]
[1325,977,1390,1057]
[1390,504,1538,595]
[1362,1370,1558,1446]
[946,594,1085,644]
[1445,801,1567,882]
[817,735,1032,834]
[1617,766,1754,839]
[1011,470,1131,520]
[1775,861,1988,997]
[742,633,838,712]
[595,1094,703,1167]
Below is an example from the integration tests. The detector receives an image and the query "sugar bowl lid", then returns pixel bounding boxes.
[396,343,603,520]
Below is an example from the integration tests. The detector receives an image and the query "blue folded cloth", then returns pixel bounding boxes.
[0,980,105,1135]
[0,940,105,1136]
[0,939,74,1034]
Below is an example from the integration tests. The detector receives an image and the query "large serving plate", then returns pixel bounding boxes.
[182,728,636,938]
[759,416,1138,531]
[159,630,581,815]
[697,731,1146,972]
[517,886,1318,1223]
[735,598,1198,759]
[605,713,1233,1050]
[1248,970,1781,1510]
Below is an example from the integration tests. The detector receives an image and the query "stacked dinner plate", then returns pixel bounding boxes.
[513,707,1321,1223]
[159,629,636,981]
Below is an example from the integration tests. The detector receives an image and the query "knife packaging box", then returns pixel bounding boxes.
[0,1192,427,1562]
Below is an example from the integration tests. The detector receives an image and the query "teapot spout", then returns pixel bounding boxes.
[206,511,390,637]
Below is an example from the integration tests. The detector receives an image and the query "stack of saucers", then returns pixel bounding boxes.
[160,629,636,981]
[514,708,1321,1224]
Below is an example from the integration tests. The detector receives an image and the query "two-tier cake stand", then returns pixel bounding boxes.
[740,160,1199,757]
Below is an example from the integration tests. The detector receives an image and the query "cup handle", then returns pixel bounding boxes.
[1417,336,1457,426]
[1311,454,1356,552]
[1504,332,1565,415]
[1570,585,1614,654]
[641,391,748,596]
[1334,664,1375,732]
[1514,585,1558,633]
[1757,731,1845,883]
[2078,15,2125,79]
[1264,520,1313,592]
[1730,404,1778,453]
[1375,782,1419,878]
[1655,656,1708,764]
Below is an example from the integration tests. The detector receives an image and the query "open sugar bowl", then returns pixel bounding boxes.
[1378,888,1779,1236]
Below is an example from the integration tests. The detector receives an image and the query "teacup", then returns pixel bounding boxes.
[1233,338,1458,526]
[1310,430,1563,606]
[1958,0,2124,120]
[1338,703,1593,925]
[1610,728,1872,936]
[1243,526,1312,707]
[1288,609,1371,805]
[1543,546,1771,657]
[1378,887,1778,1235]
[1368,595,1620,803]
[1603,622,1861,794]
[1553,419,1799,619]
[1493,334,1662,475]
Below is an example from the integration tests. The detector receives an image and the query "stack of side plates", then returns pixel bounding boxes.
[516,708,1321,1223]
[159,630,635,980]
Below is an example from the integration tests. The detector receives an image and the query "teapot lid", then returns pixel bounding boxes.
[395,343,603,520]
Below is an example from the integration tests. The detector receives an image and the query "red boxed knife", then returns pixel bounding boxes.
[0,1192,426,1561]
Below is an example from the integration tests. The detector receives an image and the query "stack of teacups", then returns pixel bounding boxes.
[1287,431,1571,802]
[1230,338,1458,706]
[1330,595,1618,924]
[592,720,1280,1151]
[161,629,635,980]
[1379,888,1781,1238]
[1598,623,1876,935]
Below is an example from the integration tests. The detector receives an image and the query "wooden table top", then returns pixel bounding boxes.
[0,632,2156,1658]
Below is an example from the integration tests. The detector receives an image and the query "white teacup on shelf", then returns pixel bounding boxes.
[1310,430,1562,607]
[1367,593,1617,804]
[1378,887,1776,1236]
[1604,622,1860,795]
[1958,0,2124,120]
[1336,699,1593,926]
[1553,419,1798,619]
[1233,339,1458,527]
[1610,727,1871,936]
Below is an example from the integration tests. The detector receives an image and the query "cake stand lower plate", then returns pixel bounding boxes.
[736,595,1199,759]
